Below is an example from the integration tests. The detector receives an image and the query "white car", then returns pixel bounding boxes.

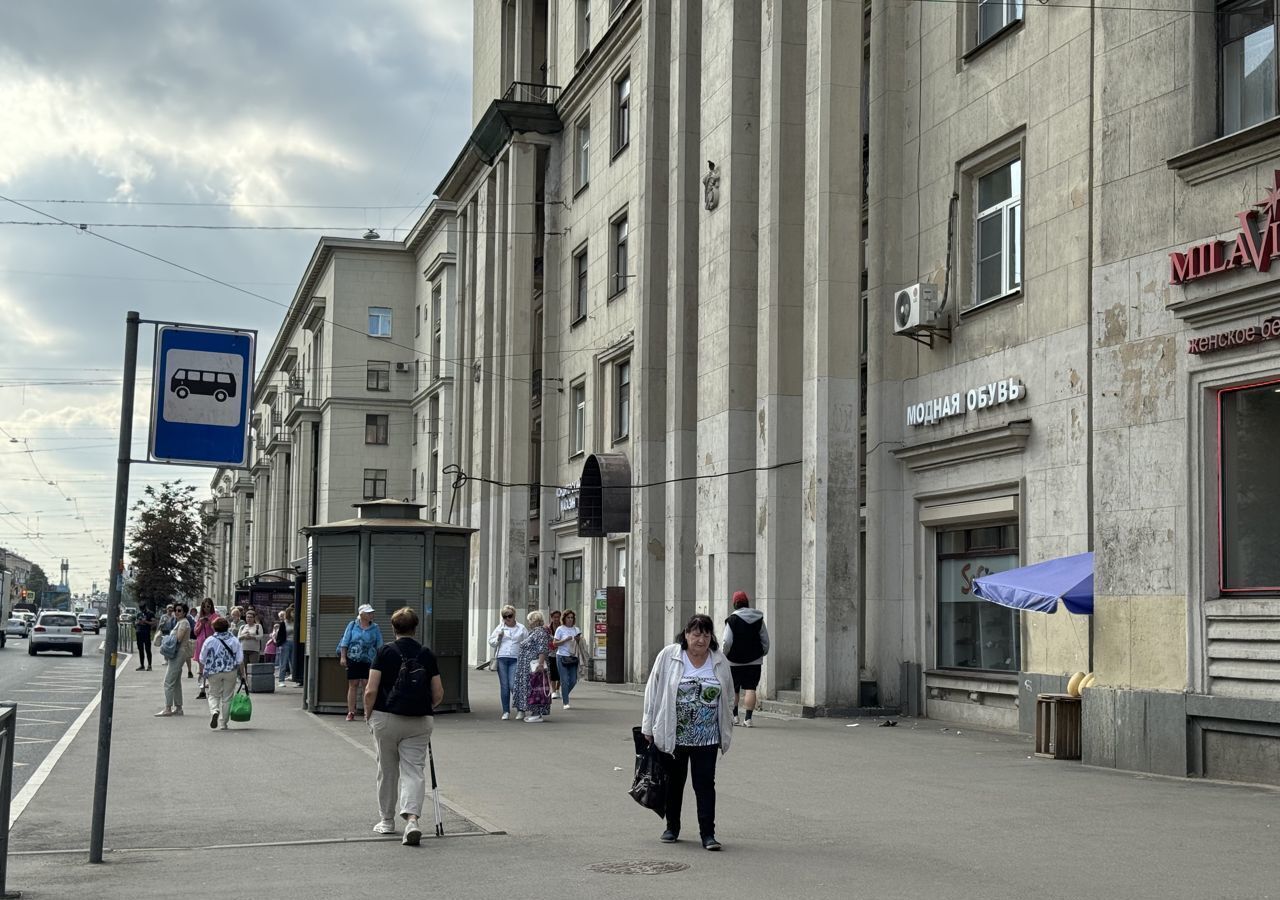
[28,611,85,657]
[5,617,30,638]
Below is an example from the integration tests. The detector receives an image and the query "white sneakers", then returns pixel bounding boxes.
[732,715,741,726]
[743,718,754,727]
[402,818,422,846]
[525,714,544,723]
[562,704,572,710]
[501,712,510,720]
[515,711,524,720]
[373,820,396,835]
[551,691,560,699]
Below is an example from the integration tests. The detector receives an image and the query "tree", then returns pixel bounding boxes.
[26,563,51,599]
[127,482,209,607]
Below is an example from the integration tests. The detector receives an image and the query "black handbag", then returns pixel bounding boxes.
[629,726,667,817]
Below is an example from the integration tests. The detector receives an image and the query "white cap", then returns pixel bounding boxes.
[357,604,375,615]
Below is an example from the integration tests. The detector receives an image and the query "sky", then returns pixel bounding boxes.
[0,1,473,594]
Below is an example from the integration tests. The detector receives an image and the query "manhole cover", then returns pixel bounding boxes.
[587,860,691,875]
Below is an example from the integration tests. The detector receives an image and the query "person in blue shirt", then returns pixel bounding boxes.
[339,604,384,721]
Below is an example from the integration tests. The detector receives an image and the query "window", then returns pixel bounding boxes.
[972,157,1022,309]
[936,524,1021,671]
[571,381,586,456]
[1219,378,1280,591]
[415,359,421,392]
[411,468,417,501]
[577,0,591,59]
[368,307,392,337]
[431,285,443,380]
[610,213,629,296]
[614,360,630,441]
[613,69,631,154]
[413,412,419,445]
[573,245,589,323]
[415,304,421,337]
[1219,0,1278,135]
[575,115,591,192]
[976,0,1022,45]
[365,414,388,445]
[429,395,440,520]
[367,360,390,392]
[563,556,583,615]
[363,468,387,500]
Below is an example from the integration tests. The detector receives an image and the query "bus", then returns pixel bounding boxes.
[170,369,237,402]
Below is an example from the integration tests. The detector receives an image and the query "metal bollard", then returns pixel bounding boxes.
[0,703,20,898]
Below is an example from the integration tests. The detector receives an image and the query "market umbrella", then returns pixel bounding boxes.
[971,551,1094,615]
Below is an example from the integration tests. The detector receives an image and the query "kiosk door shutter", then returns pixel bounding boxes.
[433,533,470,710]
[370,534,426,641]
[316,535,359,655]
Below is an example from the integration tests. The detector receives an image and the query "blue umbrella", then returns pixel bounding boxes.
[971,552,1094,615]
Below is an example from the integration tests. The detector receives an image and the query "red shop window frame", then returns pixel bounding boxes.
[1217,375,1280,594]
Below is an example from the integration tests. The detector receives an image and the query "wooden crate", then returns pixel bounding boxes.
[1035,693,1082,760]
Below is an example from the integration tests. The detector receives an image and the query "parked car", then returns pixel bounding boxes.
[98,614,108,630]
[28,611,84,657]
[6,617,31,638]
[77,613,101,634]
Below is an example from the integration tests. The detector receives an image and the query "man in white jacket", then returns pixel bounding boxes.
[721,591,770,727]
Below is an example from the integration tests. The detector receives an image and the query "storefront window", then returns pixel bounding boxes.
[563,556,583,615]
[1219,378,1280,591]
[936,524,1020,671]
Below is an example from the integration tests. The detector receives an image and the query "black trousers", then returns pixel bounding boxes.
[662,744,719,837]
[135,633,153,668]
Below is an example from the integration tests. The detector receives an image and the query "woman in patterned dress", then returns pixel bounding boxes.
[193,597,217,700]
[513,610,552,723]
[639,613,734,851]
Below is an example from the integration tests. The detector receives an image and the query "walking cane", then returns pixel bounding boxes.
[428,741,444,836]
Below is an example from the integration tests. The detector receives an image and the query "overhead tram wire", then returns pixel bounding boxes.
[441,459,805,497]
[0,193,584,389]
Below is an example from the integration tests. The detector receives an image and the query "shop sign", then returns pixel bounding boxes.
[1169,171,1280,285]
[906,378,1026,427]
[556,480,580,514]
[1187,317,1280,355]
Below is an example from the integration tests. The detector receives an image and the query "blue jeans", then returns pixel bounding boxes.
[276,640,293,681]
[558,657,579,704]
[496,657,517,714]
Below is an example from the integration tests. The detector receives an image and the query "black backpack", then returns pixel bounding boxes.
[385,640,431,716]
[725,615,764,664]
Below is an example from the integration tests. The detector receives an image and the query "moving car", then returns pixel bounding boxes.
[77,613,101,634]
[6,617,31,638]
[28,611,84,657]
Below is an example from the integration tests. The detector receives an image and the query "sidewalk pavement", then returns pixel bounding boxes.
[6,659,1279,900]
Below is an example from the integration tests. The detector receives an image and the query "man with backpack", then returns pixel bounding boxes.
[363,606,443,846]
[721,591,770,727]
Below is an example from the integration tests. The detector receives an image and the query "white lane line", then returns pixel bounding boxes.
[9,652,131,828]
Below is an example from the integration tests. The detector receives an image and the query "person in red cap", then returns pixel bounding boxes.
[721,591,769,726]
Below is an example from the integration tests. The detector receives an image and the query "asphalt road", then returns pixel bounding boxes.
[0,629,116,798]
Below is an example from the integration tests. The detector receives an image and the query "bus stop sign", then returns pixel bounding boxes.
[149,324,256,467]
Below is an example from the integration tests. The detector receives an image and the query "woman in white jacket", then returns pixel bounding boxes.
[488,605,528,720]
[640,613,734,851]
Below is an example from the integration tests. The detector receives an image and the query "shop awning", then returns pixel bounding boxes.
[972,551,1094,615]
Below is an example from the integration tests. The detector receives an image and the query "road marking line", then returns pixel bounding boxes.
[9,652,131,829]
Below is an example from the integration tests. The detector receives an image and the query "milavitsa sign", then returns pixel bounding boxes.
[1170,171,1280,285]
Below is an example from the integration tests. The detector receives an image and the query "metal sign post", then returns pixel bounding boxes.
[90,310,139,864]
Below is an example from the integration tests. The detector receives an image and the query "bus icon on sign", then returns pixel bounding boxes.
[170,369,237,403]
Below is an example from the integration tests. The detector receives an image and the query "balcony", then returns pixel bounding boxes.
[467,83,564,166]
[502,81,561,104]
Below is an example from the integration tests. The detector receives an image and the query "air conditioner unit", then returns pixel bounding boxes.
[893,282,944,334]
[395,362,410,372]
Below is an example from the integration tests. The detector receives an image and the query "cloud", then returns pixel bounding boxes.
[0,291,64,348]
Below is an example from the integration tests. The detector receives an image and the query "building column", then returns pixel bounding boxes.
[665,0,702,643]
[800,0,864,708]
[289,424,313,562]
[755,0,806,699]
[695,0,760,623]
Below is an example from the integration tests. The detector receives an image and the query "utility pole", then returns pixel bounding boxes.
[89,310,138,864]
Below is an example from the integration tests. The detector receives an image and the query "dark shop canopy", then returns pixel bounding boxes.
[972,551,1095,615]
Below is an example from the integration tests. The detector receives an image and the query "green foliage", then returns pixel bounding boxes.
[127,482,208,606]
[26,563,51,597]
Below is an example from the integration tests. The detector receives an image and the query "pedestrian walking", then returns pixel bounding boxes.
[193,598,215,688]
[514,610,552,723]
[339,604,384,721]
[364,606,443,846]
[134,603,156,671]
[721,590,770,727]
[199,617,246,730]
[237,609,263,665]
[274,607,294,686]
[641,613,734,851]
[155,602,194,717]
[546,609,562,699]
[552,610,584,709]
[487,605,528,719]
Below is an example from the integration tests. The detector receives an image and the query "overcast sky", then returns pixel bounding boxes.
[0,1,472,593]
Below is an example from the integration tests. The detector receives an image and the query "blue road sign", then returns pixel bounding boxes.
[149,324,256,467]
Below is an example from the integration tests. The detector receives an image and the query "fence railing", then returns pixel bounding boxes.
[0,702,16,897]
